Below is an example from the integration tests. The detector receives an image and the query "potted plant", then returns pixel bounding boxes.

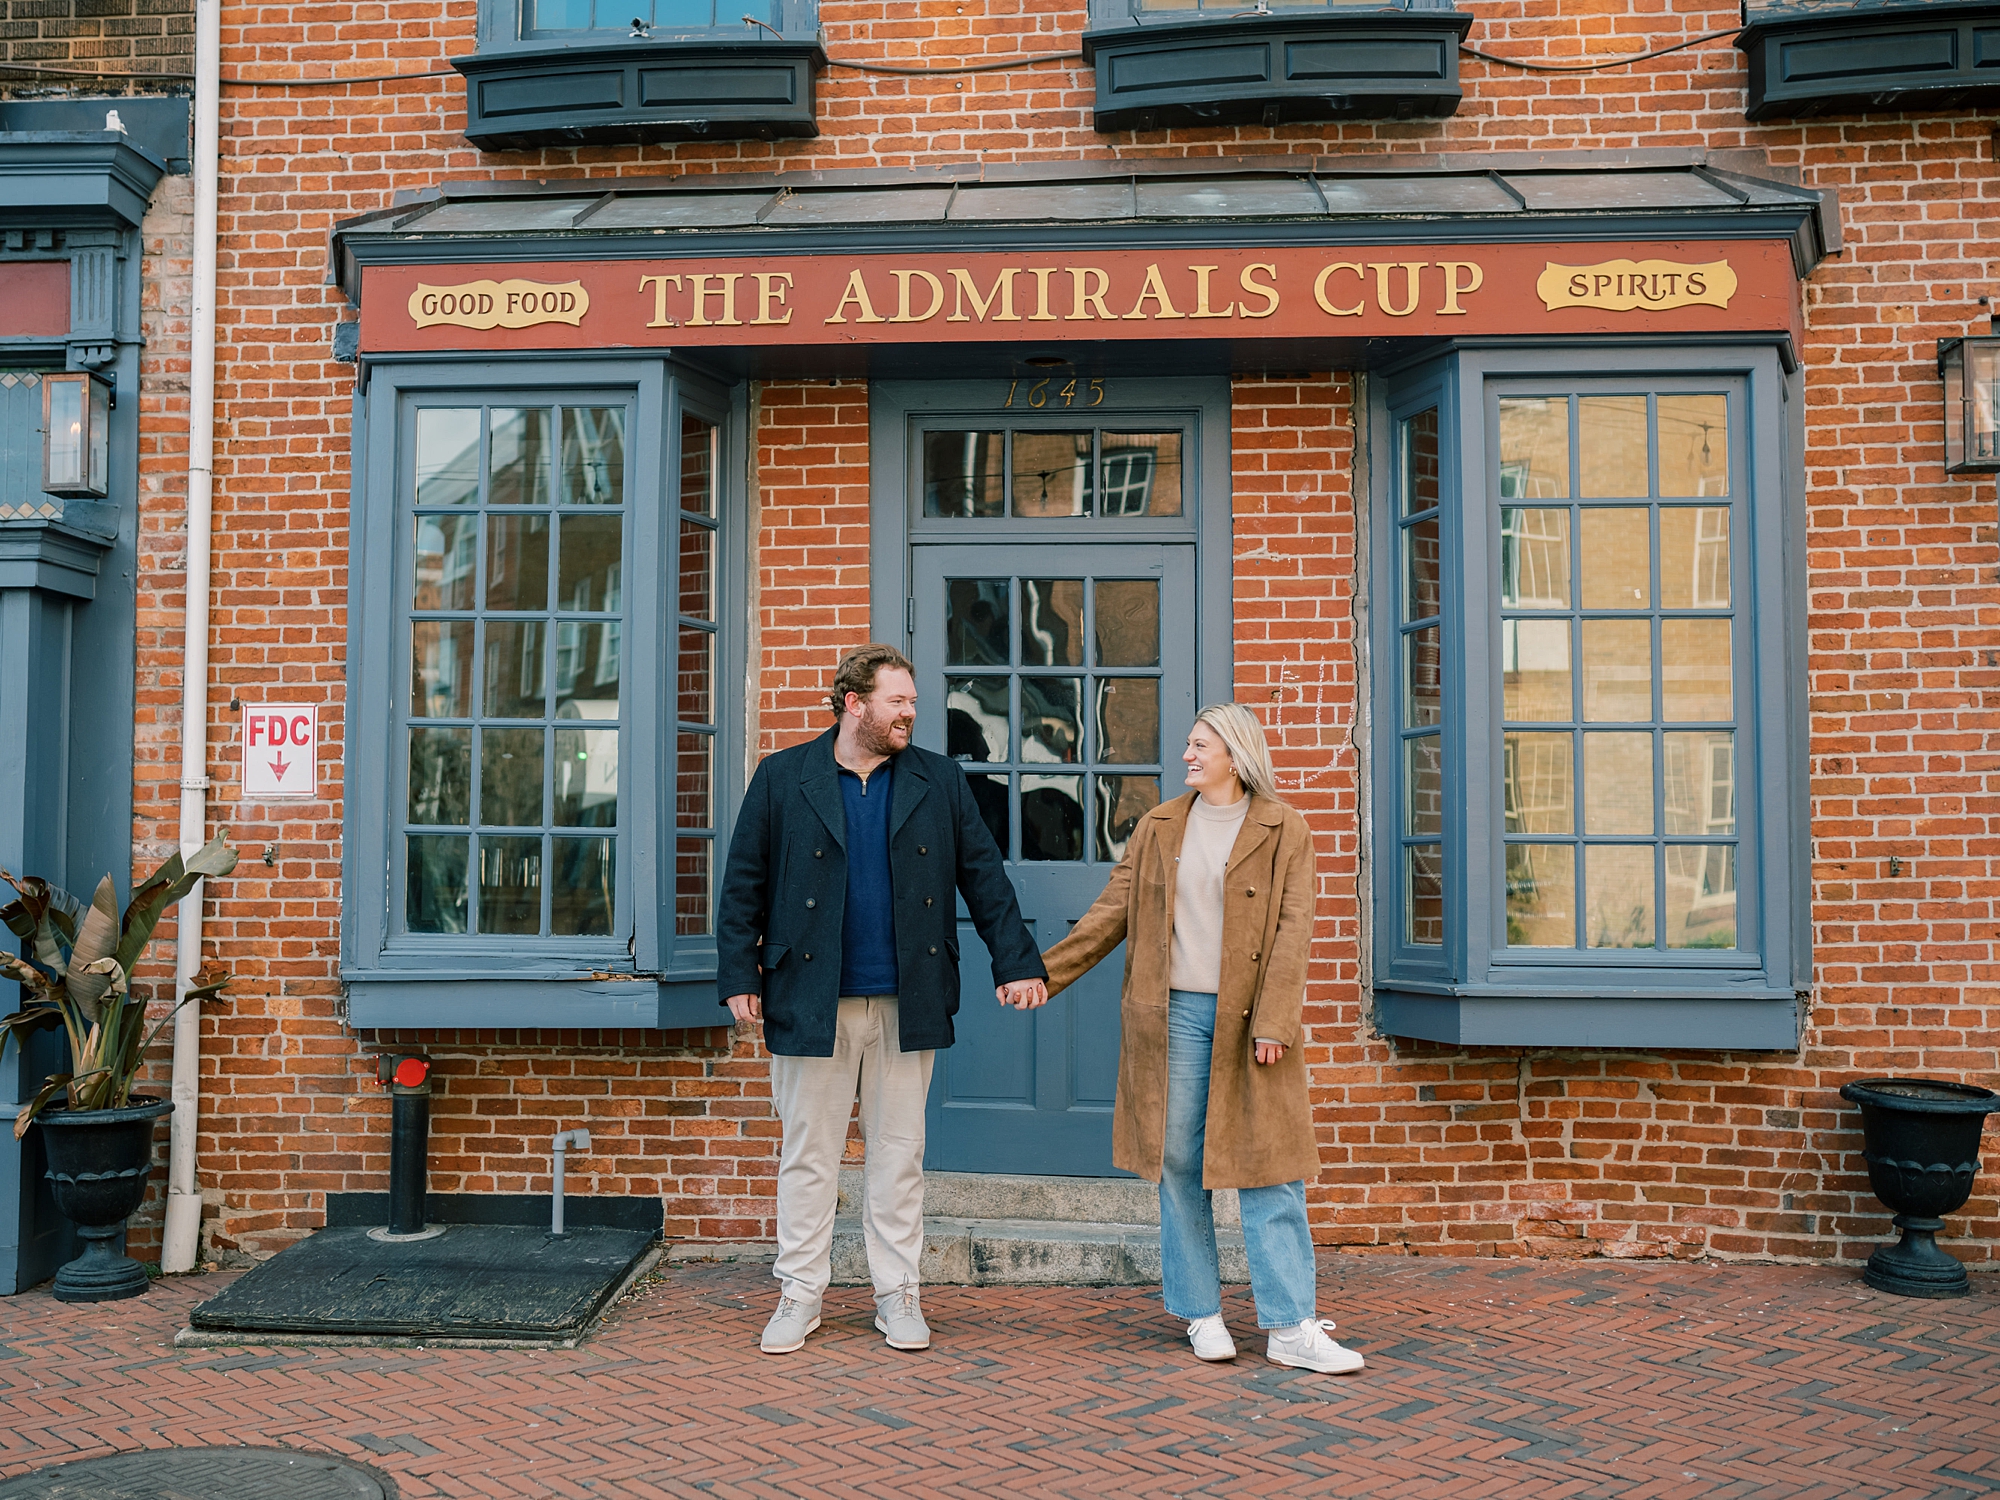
[1839,1076,2000,1299]
[0,833,237,1302]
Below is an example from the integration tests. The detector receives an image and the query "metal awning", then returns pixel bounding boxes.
[330,149,1838,304]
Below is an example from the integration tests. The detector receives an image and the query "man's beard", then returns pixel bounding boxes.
[856,710,912,757]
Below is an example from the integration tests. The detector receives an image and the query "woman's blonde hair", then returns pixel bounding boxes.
[1191,702,1283,804]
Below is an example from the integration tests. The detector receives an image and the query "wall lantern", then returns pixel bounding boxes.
[41,370,114,499]
[1938,337,2000,474]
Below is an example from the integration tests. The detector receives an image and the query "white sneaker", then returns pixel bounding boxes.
[1187,1312,1237,1362]
[1265,1319,1365,1374]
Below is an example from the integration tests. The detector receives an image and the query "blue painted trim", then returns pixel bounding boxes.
[1738,2,2000,120]
[1375,990,1800,1050]
[0,136,167,228]
[0,522,110,600]
[346,976,720,1030]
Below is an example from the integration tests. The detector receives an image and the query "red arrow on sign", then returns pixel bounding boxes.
[269,755,291,781]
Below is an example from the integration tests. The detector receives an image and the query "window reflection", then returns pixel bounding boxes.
[1498,397,1567,499]
[924,431,1004,517]
[1020,775,1083,860]
[1012,431,1092,516]
[946,579,1009,666]
[1094,776,1159,862]
[1021,579,1083,665]
[1100,432,1182,516]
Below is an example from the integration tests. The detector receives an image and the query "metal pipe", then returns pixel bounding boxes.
[161,0,223,1277]
[550,1128,590,1237]
[388,1089,429,1235]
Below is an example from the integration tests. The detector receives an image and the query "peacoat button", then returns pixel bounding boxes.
[804,952,813,961]
[805,899,816,909]
[815,849,824,858]
[918,846,928,855]
[1246,887,1255,896]
[924,897,934,907]
[928,945,938,955]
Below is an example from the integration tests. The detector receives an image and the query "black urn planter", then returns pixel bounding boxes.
[37,1095,172,1303]
[1839,1077,2000,1299]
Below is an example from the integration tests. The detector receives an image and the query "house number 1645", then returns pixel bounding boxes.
[1005,378,1106,409]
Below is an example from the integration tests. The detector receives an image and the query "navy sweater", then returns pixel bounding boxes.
[837,760,899,996]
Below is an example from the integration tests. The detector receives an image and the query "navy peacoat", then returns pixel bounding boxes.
[715,727,1046,1056]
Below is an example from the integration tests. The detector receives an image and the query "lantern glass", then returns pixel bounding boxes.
[40,371,111,499]
[1941,336,2000,474]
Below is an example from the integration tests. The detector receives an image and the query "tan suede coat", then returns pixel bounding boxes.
[1041,792,1320,1189]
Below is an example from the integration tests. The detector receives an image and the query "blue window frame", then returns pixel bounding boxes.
[1370,345,1807,1051]
[344,357,744,1029]
[480,0,817,48]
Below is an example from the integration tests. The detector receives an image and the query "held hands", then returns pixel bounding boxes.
[996,979,1049,1011]
[725,993,763,1024]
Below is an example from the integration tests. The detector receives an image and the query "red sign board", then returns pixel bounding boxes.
[360,238,1801,353]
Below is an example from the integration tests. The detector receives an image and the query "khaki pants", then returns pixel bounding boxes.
[770,995,934,1303]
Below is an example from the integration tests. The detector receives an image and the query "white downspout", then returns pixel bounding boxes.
[161,0,222,1275]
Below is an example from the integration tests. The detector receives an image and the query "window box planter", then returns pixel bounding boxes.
[1737,2,2000,120]
[1080,4,1472,133]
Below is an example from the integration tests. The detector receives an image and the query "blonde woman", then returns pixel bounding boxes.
[1038,704,1362,1373]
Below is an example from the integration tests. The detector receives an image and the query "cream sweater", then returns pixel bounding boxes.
[1168,792,1251,994]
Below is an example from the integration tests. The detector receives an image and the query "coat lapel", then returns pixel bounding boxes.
[800,728,846,848]
[1153,794,1194,934]
[888,750,930,837]
[1224,795,1285,875]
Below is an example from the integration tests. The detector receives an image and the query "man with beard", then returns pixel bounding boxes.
[718,643,1048,1354]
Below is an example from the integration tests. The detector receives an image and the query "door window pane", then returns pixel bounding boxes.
[1585,845,1655,948]
[1503,732,1572,834]
[946,579,1009,666]
[1577,395,1649,498]
[490,408,551,506]
[1580,508,1650,609]
[1100,432,1181,516]
[480,727,545,828]
[486,514,550,612]
[415,515,477,611]
[1661,508,1730,608]
[1094,579,1159,667]
[1657,395,1728,497]
[1094,775,1159,862]
[415,409,480,507]
[1020,775,1084,860]
[1499,508,1568,608]
[1661,620,1732,721]
[1502,620,1570,721]
[1584,733,1653,835]
[1505,844,1573,946]
[1095,678,1158,765]
[560,406,625,505]
[1498,397,1567,498]
[1021,678,1081,763]
[966,773,1008,853]
[1021,578,1084,665]
[946,677,1009,762]
[924,430,1005,517]
[1581,620,1652,722]
[1012,431,1092,516]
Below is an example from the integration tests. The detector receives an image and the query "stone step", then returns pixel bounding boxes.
[829,1170,1247,1287]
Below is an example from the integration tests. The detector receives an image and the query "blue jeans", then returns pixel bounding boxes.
[1160,988,1317,1329]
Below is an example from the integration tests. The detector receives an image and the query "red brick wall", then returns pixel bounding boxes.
[98,0,2000,1267]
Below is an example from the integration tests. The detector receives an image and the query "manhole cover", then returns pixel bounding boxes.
[0,1445,394,1498]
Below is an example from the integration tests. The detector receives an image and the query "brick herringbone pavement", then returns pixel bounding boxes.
[0,1256,1993,1498]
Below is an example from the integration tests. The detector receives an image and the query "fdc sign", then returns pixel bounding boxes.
[242,704,317,800]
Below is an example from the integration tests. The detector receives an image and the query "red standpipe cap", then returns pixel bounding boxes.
[393,1056,430,1088]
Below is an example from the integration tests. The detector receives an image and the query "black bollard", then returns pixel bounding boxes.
[376,1054,433,1235]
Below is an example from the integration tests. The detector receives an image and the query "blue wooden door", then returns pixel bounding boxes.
[915,543,1196,1174]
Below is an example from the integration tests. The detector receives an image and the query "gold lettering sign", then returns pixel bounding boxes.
[1536,259,1737,313]
[409,279,589,330]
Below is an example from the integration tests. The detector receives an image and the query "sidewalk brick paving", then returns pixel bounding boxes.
[0,1255,1994,1499]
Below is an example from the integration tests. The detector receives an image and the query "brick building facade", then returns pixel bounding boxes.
[3,0,1997,1280]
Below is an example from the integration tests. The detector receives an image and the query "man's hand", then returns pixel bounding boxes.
[1254,1040,1286,1066]
[725,993,763,1024]
[995,979,1048,1010]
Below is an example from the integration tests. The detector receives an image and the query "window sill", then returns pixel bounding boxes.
[452,38,825,150]
[1079,9,1472,133]
[1737,3,2000,120]
[343,969,723,1030]
[1374,985,1800,1050]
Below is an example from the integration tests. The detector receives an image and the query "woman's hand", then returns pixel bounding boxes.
[1254,1040,1286,1066]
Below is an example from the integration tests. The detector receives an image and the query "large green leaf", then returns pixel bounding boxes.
[112,832,237,974]
[63,876,121,1023]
